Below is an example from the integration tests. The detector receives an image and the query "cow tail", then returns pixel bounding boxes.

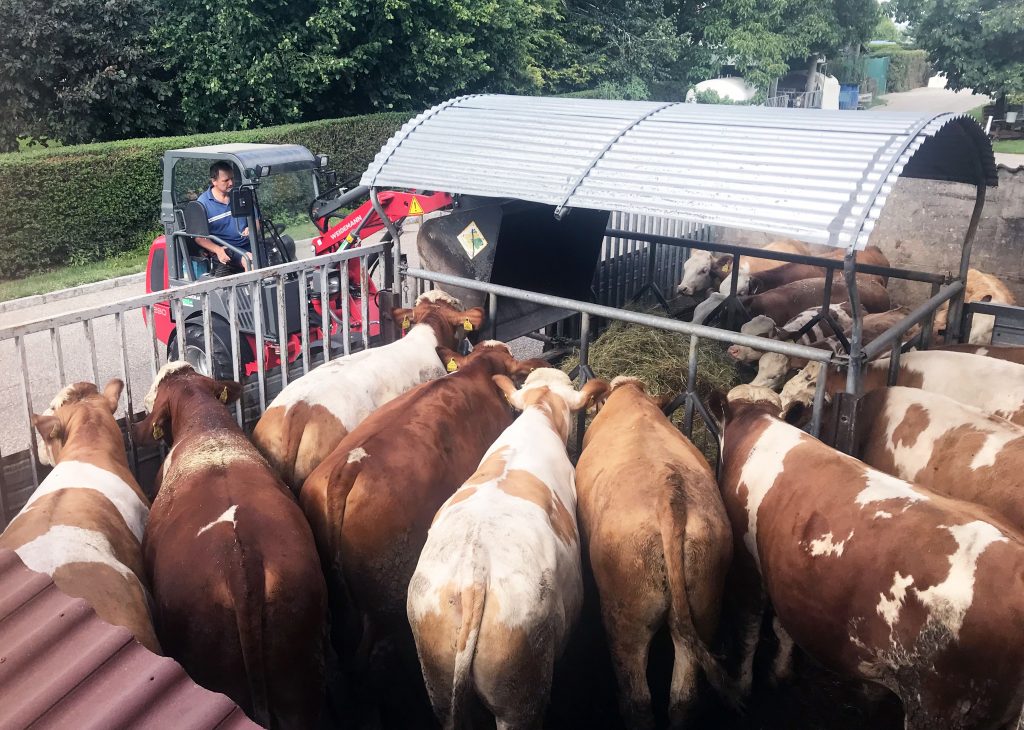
[323,450,368,659]
[658,479,740,711]
[228,540,272,727]
[447,568,486,730]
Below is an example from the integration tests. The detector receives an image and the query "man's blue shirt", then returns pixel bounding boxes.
[197,188,250,251]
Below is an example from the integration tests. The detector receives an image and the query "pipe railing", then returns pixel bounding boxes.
[404,266,836,441]
[0,244,386,497]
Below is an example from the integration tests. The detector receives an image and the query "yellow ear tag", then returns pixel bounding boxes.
[722,261,731,273]
[219,386,229,403]
[152,424,164,440]
[402,316,410,331]
[446,358,459,373]
[463,319,473,332]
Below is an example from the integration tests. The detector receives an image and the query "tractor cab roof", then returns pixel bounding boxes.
[164,143,318,178]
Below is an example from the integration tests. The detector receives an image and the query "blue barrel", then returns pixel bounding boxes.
[839,84,860,110]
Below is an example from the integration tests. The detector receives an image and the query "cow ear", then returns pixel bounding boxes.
[212,380,243,405]
[980,294,993,303]
[446,306,485,333]
[102,378,124,413]
[133,406,170,446]
[492,374,523,410]
[574,379,609,413]
[706,390,730,428]
[436,346,465,373]
[392,307,414,332]
[781,400,810,427]
[32,414,62,442]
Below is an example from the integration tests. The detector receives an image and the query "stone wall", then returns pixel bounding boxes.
[709,165,1024,309]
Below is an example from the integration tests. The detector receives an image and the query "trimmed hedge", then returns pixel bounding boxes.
[871,49,931,93]
[0,112,410,280]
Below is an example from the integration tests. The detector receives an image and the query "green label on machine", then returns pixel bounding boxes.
[457,222,489,260]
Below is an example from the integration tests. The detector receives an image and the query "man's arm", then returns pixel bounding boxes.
[195,236,231,264]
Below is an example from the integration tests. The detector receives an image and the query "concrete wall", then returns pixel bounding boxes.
[710,165,1024,309]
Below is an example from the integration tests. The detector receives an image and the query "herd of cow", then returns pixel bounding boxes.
[2,258,1024,730]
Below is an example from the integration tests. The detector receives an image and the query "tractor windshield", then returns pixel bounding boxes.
[257,170,318,240]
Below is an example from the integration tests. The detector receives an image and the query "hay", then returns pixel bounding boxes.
[562,315,742,463]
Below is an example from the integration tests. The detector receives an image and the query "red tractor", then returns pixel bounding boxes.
[145,143,451,378]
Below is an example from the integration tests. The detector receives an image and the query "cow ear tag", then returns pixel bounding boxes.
[219,386,229,403]
[152,423,164,440]
[722,261,731,273]
[463,319,473,331]
[446,358,459,373]
[402,316,410,331]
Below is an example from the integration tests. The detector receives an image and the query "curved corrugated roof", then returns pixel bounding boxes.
[361,95,996,250]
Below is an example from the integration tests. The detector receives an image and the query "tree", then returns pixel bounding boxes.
[0,0,172,152]
[873,15,906,43]
[701,0,879,91]
[306,0,567,115]
[890,0,1023,96]
[153,0,330,132]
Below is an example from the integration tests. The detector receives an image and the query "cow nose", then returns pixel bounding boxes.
[727,345,741,359]
[678,285,692,295]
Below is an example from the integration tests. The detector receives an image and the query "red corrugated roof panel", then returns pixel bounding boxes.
[0,549,259,729]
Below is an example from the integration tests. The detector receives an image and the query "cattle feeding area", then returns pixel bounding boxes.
[2,98,1022,729]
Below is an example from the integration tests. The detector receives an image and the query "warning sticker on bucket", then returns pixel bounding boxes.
[457,222,489,259]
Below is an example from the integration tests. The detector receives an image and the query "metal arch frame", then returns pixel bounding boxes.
[553,101,680,221]
[834,120,990,453]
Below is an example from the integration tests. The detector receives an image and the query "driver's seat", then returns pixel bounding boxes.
[175,201,235,278]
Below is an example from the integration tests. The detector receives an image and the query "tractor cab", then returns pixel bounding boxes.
[155,143,322,285]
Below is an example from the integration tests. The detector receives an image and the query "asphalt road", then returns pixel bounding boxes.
[869,76,990,115]
[0,281,153,456]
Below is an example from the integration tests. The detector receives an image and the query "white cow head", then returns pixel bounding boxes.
[718,261,753,296]
[780,361,825,410]
[749,352,794,391]
[678,251,718,296]
[728,315,778,362]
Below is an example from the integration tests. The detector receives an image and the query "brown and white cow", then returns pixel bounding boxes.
[727,304,855,363]
[0,380,159,654]
[743,276,891,324]
[677,239,820,297]
[135,362,327,730]
[749,309,918,391]
[934,343,1024,365]
[855,386,1024,534]
[408,369,606,730]
[714,385,1024,729]
[725,245,890,296]
[574,377,733,729]
[933,269,1016,345]
[252,289,484,492]
[301,342,547,649]
[781,349,1024,426]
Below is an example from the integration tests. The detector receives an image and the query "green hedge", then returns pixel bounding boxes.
[871,49,931,93]
[0,112,410,280]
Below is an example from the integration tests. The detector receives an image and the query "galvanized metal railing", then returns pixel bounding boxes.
[402,266,836,457]
[0,245,385,526]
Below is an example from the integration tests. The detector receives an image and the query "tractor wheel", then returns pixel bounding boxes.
[167,321,239,381]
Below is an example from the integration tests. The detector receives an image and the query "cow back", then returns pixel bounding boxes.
[721,408,1024,728]
[144,428,326,728]
[302,359,515,630]
[0,427,158,654]
[857,387,1024,535]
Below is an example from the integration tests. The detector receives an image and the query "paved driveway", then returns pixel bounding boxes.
[870,77,990,115]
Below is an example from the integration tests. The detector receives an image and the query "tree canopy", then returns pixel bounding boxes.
[0,0,884,151]
[891,0,1023,96]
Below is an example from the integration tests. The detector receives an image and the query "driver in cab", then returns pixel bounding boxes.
[196,160,254,271]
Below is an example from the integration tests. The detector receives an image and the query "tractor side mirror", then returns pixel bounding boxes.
[231,187,255,219]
